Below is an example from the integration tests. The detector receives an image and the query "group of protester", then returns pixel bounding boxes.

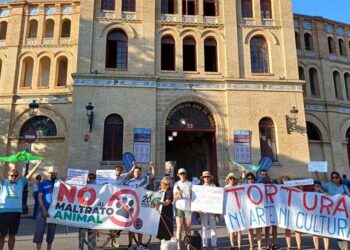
[0,160,350,250]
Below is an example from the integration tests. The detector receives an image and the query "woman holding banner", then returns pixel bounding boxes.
[199,171,218,250]
[225,173,241,250]
[245,172,262,250]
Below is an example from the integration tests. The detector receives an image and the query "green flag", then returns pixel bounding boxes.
[0,150,44,163]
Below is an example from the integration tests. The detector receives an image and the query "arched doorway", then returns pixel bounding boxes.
[165,102,217,180]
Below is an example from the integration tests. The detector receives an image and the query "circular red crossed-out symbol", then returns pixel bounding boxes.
[107,189,140,227]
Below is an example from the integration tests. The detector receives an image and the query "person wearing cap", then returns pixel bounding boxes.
[33,166,58,250]
[0,160,42,250]
[173,168,192,250]
[225,173,241,250]
[78,173,96,250]
[199,171,218,250]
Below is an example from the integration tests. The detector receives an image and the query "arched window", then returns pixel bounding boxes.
[328,37,335,54]
[306,122,322,141]
[304,33,313,51]
[298,66,306,95]
[339,39,346,56]
[161,0,176,14]
[0,21,7,40]
[103,114,124,161]
[122,0,136,12]
[106,29,128,69]
[61,19,71,38]
[183,36,196,71]
[44,19,54,38]
[20,116,57,137]
[309,68,320,97]
[39,57,51,87]
[204,37,217,72]
[28,20,38,38]
[260,0,272,19]
[21,57,34,87]
[295,32,300,50]
[182,0,197,15]
[333,71,343,99]
[242,0,252,18]
[161,35,175,70]
[204,0,217,16]
[56,57,68,87]
[250,36,269,73]
[345,73,350,101]
[259,117,277,162]
[101,0,115,11]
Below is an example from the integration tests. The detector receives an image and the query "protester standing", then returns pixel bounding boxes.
[33,167,58,250]
[156,177,174,241]
[78,173,96,250]
[32,174,42,219]
[173,168,192,250]
[0,161,41,250]
[342,174,350,189]
[245,172,262,250]
[224,172,241,250]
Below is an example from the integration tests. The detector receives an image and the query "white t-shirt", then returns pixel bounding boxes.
[173,180,192,211]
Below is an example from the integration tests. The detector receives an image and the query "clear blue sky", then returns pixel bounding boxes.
[0,0,349,25]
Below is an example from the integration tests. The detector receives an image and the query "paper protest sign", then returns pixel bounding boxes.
[191,185,224,214]
[283,178,314,187]
[96,169,116,184]
[308,161,328,172]
[66,168,89,186]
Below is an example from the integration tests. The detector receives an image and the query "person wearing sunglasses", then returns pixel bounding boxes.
[0,160,42,250]
[78,173,96,250]
[315,171,350,250]
[173,168,192,250]
[245,172,262,250]
[225,173,242,250]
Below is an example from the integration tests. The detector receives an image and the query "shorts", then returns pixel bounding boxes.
[33,211,56,244]
[338,240,349,248]
[175,208,191,219]
[0,212,21,236]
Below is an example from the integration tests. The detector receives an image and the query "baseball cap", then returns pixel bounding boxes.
[178,168,187,174]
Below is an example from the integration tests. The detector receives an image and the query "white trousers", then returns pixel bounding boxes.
[200,213,217,247]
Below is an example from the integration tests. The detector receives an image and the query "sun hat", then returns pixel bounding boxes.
[200,171,214,180]
[47,166,58,173]
[178,168,187,174]
[225,172,235,182]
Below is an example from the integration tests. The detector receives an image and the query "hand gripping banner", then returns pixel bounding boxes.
[47,181,163,235]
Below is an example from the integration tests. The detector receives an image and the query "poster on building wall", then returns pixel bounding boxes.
[233,130,252,163]
[133,128,151,163]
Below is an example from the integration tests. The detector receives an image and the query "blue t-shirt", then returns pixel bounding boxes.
[38,179,55,210]
[322,182,350,196]
[0,177,27,213]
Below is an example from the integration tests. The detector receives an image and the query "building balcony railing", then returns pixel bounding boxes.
[0,40,5,47]
[339,56,348,63]
[160,14,177,22]
[122,12,136,20]
[25,38,36,46]
[182,15,197,23]
[328,54,337,61]
[262,19,275,26]
[99,11,115,18]
[296,49,302,56]
[43,38,54,45]
[305,50,315,58]
[242,19,256,26]
[204,16,219,24]
[59,38,70,45]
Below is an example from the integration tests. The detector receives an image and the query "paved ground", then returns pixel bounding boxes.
[6,200,340,250]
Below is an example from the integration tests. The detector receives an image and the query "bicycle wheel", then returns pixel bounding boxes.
[133,233,152,247]
[96,230,111,249]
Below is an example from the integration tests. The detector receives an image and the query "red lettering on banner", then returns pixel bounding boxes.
[226,186,245,209]
[265,184,278,204]
[280,186,300,207]
[320,195,334,215]
[247,185,263,205]
[77,187,96,206]
[57,183,77,203]
[332,196,349,218]
[303,193,318,211]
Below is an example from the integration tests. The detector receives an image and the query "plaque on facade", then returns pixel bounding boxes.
[133,128,151,163]
[233,130,252,164]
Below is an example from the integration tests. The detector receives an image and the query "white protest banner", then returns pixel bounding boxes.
[283,178,314,187]
[66,168,89,186]
[47,181,164,235]
[224,184,350,240]
[308,161,328,172]
[96,169,116,184]
[191,185,224,214]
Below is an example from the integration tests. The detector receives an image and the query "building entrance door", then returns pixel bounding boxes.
[165,102,217,180]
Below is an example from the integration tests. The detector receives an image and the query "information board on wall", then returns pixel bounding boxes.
[233,130,252,163]
[133,128,151,163]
